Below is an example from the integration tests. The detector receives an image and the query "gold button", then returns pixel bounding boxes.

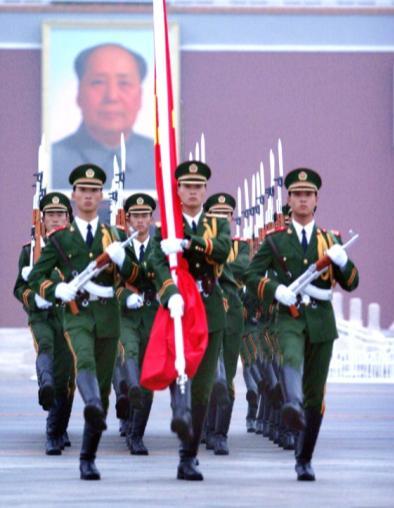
[283,256,287,262]
[304,259,308,265]
[68,254,72,258]
[196,263,200,268]
[89,252,94,258]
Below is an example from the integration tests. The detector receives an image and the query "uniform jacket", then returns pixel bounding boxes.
[244,223,359,343]
[150,213,232,333]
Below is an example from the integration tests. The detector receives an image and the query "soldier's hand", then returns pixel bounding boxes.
[275,284,297,306]
[326,244,348,268]
[34,294,53,309]
[126,293,144,309]
[168,294,184,318]
[21,266,32,282]
[160,238,188,255]
[106,241,126,268]
[55,282,78,303]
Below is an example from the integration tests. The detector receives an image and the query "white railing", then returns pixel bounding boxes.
[329,292,394,382]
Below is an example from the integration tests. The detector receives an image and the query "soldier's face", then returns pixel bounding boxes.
[72,186,103,214]
[127,212,152,236]
[77,46,142,142]
[177,183,206,209]
[43,211,68,234]
[288,190,317,221]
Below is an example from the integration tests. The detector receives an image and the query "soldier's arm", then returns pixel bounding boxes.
[13,245,38,311]
[28,240,62,303]
[229,240,250,282]
[188,218,232,264]
[244,239,279,304]
[329,232,359,292]
[149,227,179,306]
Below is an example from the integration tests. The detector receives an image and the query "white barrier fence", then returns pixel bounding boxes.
[329,292,394,382]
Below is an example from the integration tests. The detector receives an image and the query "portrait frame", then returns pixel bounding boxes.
[42,20,180,197]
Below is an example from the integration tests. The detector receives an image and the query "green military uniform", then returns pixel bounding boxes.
[244,167,359,481]
[13,192,75,455]
[202,193,249,455]
[149,161,231,480]
[28,164,139,481]
[116,192,159,455]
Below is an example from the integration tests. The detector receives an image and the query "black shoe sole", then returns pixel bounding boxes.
[46,449,62,456]
[130,449,149,456]
[39,385,55,411]
[171,418,193,443]
[297,474,315,481]
[84,405,107,431]
[177,470,203,481]
[282,405,305,432]
[214,449,229,456]
[80,474,101,480]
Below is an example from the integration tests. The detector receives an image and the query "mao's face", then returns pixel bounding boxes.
[77,46,142,140]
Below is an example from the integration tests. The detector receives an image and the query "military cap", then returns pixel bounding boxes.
[40,192,72,215]
[284,168,322,193]
[69,164,106,188]
[124,193,156,214]
[204,193,236,213]
[175,160,211,184]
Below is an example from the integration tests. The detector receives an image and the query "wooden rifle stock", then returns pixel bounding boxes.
[32,209,42,263]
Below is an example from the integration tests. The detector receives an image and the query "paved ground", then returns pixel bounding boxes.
[0,361,393,508]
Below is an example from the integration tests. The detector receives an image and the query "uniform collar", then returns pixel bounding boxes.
[183,209,203,229]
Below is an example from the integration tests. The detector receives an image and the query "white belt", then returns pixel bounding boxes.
[196,280,203,293]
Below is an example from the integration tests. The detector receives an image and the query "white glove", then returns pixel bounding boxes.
[21,266,32,282]
[168,294,184,318]
[160,238,187,256]
[326,244,348,269]
[275,284,297,306]
[34,294,52,309]
[106,241,126,268]
[55,282,78,303]
[126,293,144,310]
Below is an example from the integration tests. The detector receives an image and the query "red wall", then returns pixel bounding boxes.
[1,49,393,327]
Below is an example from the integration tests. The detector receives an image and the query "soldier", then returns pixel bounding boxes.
[203,193,249,455]
[150,160,231,481]
[116,193,158,455]
[29,164,139,481]
[14,192,75,455]
[244,168,359,481]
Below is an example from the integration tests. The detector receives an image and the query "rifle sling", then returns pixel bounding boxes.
[49,235,79,280]
[266,235,292,282]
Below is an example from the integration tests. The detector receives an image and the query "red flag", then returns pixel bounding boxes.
[140,0,208,391]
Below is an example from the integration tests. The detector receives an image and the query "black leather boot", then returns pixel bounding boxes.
[45,398,62,455]
[112,358,129,420]
[214,399,234,455]
[255,394,265,434]
[211,355,230,407]
[128,393,153,455]
[170,380,193,443]
[36,353,55,410]
[124,358,143,410]
[79,424,102,480]
[204,393,218,450]
[243,365,258,433]
[279,365,306,432]
[76,371,106,431]
[58,393,74,449]
[295,407,323,481]
[177,403,206,481]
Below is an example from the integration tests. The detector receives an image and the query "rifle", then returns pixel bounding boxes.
[274,139,285,229]
[30,136,48,266]
[109,146,126,229]
[288,232,359,318]
[68,230,138,315]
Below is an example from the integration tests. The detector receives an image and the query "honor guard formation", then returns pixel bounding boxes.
[14,156,359,483]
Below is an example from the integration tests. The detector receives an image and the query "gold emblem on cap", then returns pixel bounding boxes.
[86,168,95,178]
[52,196,60,204]
[136,197,144,205]
[218,195,226,204]
[298,171,308,181]
[189,163,198,173]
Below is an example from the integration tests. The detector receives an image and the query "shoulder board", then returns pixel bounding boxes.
[266,226,286,236]
[116,225,126,232]
[155,221,161,228]
[23,241,31,248]
[47,225,67,237]
[330,229,341,237]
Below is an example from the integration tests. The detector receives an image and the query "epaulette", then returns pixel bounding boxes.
[47,225,67,237]
[155,221,161,228]
[23,241,31,248]
[321,227,341,237]
[266,226,286,236]
[116,225,126,232]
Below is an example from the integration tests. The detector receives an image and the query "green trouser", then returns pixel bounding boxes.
[30,314,74,397]
[192,329,223,406]
[277,315,334,410]
[119,317,152,397]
